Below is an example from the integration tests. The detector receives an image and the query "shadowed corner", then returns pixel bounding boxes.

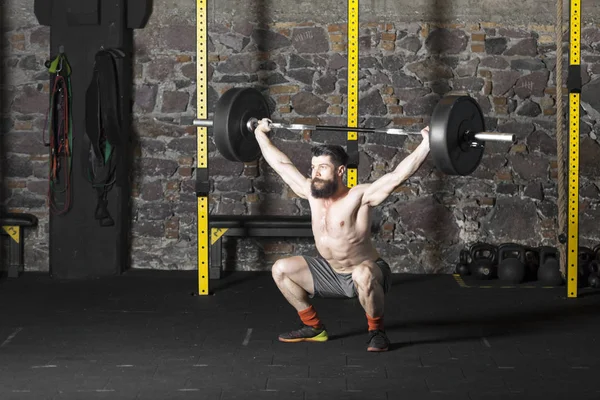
[0,0,6,274]
[252,0,277,219]
[127,1,155,275]
[248,1,300,270]
[422,0,458,276]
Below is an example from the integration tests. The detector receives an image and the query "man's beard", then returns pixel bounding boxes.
[311,178,339,199]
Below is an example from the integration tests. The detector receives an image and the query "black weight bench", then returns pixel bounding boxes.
[209,215,313,279]
[0,213,39,278]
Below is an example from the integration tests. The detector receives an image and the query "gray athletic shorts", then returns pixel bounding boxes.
[303,256,392,299]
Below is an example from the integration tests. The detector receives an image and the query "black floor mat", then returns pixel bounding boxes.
[0,270,599,400]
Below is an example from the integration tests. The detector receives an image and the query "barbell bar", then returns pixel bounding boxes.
[193,117,515,143]
[191,87,518,176]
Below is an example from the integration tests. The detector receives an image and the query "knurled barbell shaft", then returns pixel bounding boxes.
[192,118,516,143]
[270,122,515,143]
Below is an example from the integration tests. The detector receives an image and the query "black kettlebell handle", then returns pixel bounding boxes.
[589,260,600,274]
[469,243,497,264]
[592,244,600,261]
[524,246,539,261]
[459,249,471,265]
[497,243,526,264]
[578,246,595,264]
[538,246,559,265]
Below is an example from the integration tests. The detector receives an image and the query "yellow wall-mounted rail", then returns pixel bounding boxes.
[567,0,581,298]
[346,0,359,188]
[197,0,209,295]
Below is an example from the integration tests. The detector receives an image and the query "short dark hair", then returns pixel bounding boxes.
[311,144,349,167]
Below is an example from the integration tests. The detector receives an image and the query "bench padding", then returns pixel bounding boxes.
[208,215,313,279]
[0,213,39,227]
[0,212,38,278]
[209,215,311,229]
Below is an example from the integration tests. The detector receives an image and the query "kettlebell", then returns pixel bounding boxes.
[578,247,596,287]
[588,261,600,288]
[537,246,563,286]
[593,244,600,261]
[587,245,600,288]
[523,246,540,281]
[497,243,526,284]
[455,249,471,276]
[469,242,497,280]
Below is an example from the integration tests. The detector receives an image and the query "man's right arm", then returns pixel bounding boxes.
[254,119,311,199]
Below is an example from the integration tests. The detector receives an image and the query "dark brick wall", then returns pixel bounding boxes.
[2,4,600,273]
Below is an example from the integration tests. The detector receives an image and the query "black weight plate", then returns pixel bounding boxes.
[213,88,242,162]
[430,95,485,176]
[213,87,270,162]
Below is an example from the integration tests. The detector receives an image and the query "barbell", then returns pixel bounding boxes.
[192,87,516,176]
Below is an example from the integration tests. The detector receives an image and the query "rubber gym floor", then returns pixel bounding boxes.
[0,270,599,400]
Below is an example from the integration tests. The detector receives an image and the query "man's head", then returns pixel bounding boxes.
[309,144,348,199]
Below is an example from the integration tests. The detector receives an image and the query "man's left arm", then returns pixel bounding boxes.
[361,128,430,207]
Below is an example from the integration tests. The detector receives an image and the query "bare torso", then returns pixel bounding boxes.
[308,186,380,273]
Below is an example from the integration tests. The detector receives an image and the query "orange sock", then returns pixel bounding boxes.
[367,314,384,331]
[298,305,322,328]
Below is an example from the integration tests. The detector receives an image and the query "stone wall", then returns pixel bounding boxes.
[2,1,600,273]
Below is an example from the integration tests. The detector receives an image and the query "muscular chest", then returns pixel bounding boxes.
[316,208,345,234]
[310,199,356,236]
[309,193,368,236]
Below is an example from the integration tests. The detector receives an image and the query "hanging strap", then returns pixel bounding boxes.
[83,48,125,227]
[42,51,73,215]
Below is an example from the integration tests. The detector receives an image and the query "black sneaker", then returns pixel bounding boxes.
[366,329,390,352]
[278,324,328,343]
